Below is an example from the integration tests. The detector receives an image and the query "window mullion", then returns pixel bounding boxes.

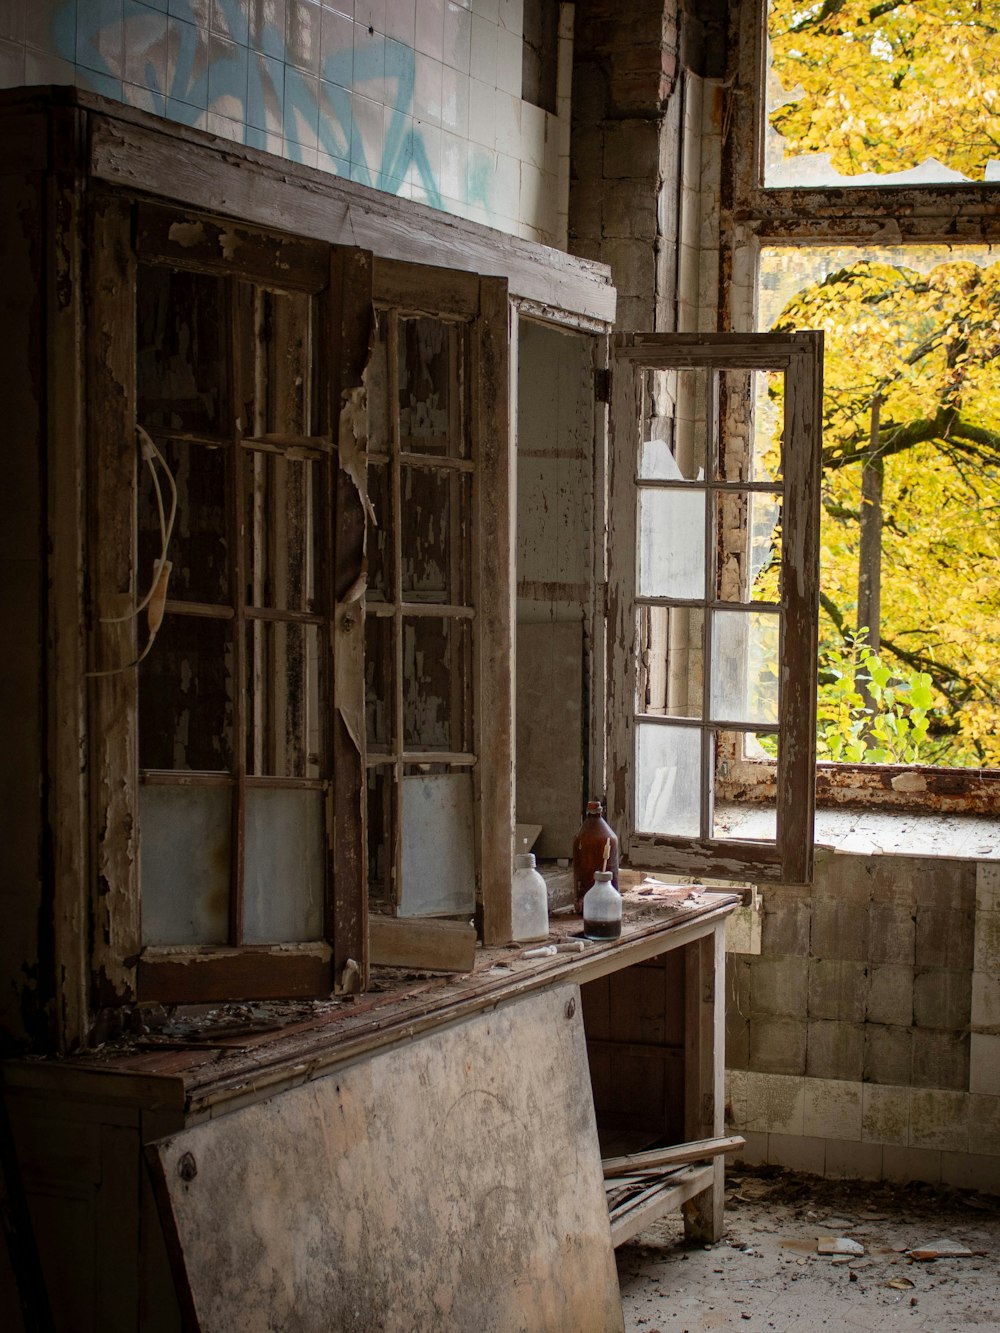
[230,276,248,946]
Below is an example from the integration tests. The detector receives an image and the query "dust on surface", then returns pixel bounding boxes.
[617,1166,1000,1332]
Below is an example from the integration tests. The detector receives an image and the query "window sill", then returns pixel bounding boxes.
[812,806,1000,860]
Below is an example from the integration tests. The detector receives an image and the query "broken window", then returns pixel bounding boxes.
[363,262,512,942]
[87,202,369,1003]
[606,333,823,884]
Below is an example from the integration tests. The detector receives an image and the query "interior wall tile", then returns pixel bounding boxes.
[413,0,443,62]
[442,0,470,73]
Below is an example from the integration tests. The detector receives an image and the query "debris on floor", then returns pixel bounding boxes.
[617,1166,1000,1331]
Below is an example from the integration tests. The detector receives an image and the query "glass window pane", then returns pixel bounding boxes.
[398,317,466,457]
[243,787,325,942]
[713,732,778,843]
[139,439,229,607]
[635,723,702,837]
[246,620,323,778]
[140,785,231,945]
[710,609,780,725]
[636,606,704,718]
[399,771,476,916]
[402,617,473,751]
[400,466,471,604]
[137,266,228,436]
[638,488,706,599]
[244,449,321,613]
[639,368,710,481]
[139,614,234,772]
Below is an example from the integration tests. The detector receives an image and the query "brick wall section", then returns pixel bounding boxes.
[726,852,1000,1191]
[729,852,975,1091]
[568,0,681,330]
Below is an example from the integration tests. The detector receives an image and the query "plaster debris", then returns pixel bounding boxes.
[618,1167,1000,1332]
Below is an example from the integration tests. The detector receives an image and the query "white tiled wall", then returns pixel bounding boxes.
[0,0,570,245]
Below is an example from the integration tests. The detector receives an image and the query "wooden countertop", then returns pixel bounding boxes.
[3,886,739,1118]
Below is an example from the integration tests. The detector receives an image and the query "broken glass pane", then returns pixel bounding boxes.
[400,466,472,604]
[139,614,234,772]
[639,368,709,481]
[246,619,322,778]
[243,448,320,613]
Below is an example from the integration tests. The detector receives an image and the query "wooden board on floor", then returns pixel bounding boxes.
[147,984,624,1333]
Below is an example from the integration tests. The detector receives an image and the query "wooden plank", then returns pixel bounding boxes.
[134,199,330,288]
[369,916,477,972]
[86,106,617,323]
[373,256,480,316]
[475,277,514,946]
[147,985,624,1332]
[137,950,333,1005]
[609,1164,714,1247]
[0,165,48,1054]
[602,1134,745,1178]
[85,188,141,1021]
[682,923,727,1242]
[329,246,374,990]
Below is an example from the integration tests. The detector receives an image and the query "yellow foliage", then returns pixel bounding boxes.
[769,0,1000,180]
[767,253,1000,766]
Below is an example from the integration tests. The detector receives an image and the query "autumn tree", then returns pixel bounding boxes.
[769,256,1000,765]
[768,0,1000,180]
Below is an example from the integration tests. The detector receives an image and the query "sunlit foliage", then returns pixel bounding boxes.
[769,0,1000,179]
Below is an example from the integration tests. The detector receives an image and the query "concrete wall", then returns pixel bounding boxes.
[0,0,571,244]
[726,856,1000,1191]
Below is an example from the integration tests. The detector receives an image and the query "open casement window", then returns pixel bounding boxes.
[88,198,371,1004]
[363,260,513,945]
[606,333,823,885]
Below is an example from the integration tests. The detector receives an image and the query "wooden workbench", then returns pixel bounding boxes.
[3,887,739,1331]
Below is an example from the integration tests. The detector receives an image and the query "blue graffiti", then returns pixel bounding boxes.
[57,0,451,210]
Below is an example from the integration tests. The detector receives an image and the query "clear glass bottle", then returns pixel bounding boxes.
[511,852,549,943]
[582,871,622,940]
[572,800,619,913]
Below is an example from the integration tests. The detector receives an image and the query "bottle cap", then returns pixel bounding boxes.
[586,800,602,813]
[514,852,536,869]
[594,870,613,883]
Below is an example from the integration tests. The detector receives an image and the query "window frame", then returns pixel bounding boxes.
[605,331,823,886]
[719,0,1000,815]
[363,258,514,945]
[87,192,372,1004]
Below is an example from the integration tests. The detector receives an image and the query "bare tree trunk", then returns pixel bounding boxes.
[858,393,883,650]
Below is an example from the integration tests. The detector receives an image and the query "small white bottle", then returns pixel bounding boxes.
[511,852,549,943]
[582,871,622,940]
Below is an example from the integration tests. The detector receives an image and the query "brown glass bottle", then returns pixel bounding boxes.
[572,800,619,914]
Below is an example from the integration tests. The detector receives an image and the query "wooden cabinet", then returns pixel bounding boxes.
[3,894,736,1331]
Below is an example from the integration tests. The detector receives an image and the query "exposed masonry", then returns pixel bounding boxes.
[724,857,1000,1187]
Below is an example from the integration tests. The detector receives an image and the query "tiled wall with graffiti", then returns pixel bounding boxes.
[0,0,569,245]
